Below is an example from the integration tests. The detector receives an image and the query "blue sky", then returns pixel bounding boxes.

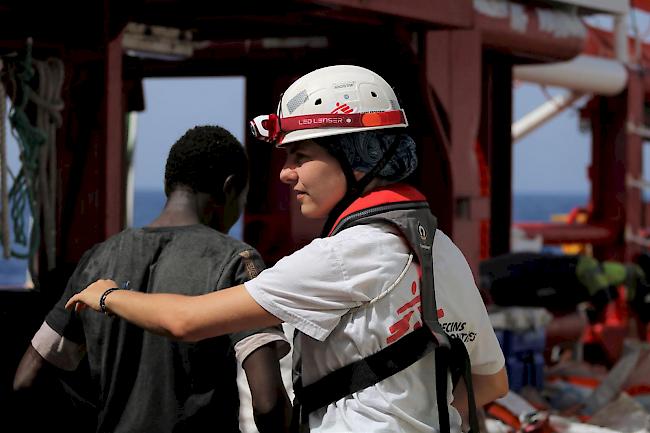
[512,84,591,194]
[133,77,246,191]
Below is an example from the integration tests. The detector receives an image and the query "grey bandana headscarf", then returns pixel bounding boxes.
[321,131,418,182]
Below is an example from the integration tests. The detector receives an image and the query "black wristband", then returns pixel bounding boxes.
[99,288,120,316]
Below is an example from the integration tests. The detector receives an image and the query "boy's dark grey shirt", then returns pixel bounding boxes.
[46,224,269,433]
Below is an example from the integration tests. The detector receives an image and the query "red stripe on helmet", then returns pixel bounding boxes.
[279,110,406,136]
[361,110,404,127]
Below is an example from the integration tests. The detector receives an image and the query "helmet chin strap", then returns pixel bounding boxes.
[320,134,401,237]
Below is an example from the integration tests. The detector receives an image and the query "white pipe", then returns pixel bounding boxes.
[512,92,585,143]
[514,54,628,96]
[614,11,630,63]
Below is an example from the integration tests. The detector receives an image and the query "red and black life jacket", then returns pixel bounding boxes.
[291,184,479,433]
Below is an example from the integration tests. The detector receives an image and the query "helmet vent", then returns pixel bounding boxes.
[287,89,309,114]
[315,98,322,105]
[371,91,377,97]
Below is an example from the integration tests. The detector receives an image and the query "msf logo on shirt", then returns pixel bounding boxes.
[386,280,444,344]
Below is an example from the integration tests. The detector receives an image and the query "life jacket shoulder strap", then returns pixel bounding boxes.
[331,202,448,342]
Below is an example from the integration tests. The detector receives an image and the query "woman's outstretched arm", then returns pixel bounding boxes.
[65,279,281,342]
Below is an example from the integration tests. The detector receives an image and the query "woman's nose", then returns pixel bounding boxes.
[280,165,298,184]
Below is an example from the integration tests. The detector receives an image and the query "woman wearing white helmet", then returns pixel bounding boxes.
[68,65,508,433]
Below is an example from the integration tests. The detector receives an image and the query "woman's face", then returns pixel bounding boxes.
[279,140,347,218]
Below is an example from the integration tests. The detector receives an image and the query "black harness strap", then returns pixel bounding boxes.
[291,332,308,433]
[450,337,479,433]
[294,325,438,415]
[435,349,451,433]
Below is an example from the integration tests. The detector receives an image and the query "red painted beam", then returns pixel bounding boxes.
[475,3,585,62]
[103,35,125,238]
[584,26,649,60]
[584,26,650,96]
[422,30,486,275]
[625,71,645,260]
[514,222,618,245]
[303,0,473,28]
[633,0,650,13]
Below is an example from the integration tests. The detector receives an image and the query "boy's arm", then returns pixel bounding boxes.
[18,245,99,392]
[452,367,509,426]
[242,344,291,433]
[14,319,87,393]
[14,345,50,391]
[228,249,291,433]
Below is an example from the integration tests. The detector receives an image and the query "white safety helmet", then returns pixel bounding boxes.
[250,65,408,146]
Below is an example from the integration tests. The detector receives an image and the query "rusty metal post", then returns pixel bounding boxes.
[481,53,513,257]
[103,34,126,239]
[422,29,485,275]
[244,72,303,265]
[53,36,126,277]
[588,93,627,260]
[624,69,644,260]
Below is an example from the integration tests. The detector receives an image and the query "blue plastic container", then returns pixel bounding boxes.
[496,328,545,391]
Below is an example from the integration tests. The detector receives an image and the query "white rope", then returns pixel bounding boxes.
[0,58,9,259]
[347,253,415,316]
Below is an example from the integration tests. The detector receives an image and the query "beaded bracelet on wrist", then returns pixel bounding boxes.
[99,288,120,316]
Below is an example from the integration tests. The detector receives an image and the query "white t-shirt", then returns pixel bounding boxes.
[245,223,505,433]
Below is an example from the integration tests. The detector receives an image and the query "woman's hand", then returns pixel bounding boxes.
[65,279,118,313]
